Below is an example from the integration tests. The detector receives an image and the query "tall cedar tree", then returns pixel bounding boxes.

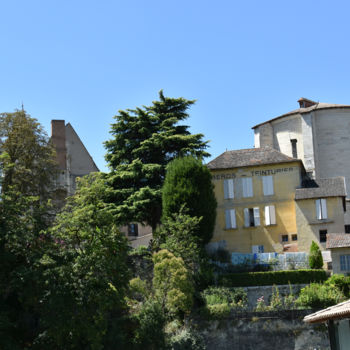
[104,91,210,230]
[162,157,217,244]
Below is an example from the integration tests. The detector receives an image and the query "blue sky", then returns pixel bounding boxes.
[1,0,350,171]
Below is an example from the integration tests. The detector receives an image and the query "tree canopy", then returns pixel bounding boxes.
[104,91,210,230]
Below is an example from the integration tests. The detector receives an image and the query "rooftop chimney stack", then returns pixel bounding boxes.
[298,97,317,109]
[51,120,67,170]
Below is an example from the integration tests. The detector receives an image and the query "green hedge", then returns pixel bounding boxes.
[218,269,327,287]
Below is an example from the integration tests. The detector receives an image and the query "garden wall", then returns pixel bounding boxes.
[195,310,330,350]
[243,284,306,310]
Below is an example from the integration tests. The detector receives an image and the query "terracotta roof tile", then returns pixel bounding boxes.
[304,299,350,323]
[326,233,350,249]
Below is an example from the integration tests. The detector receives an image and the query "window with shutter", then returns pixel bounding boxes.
[225,209,236,229]
[316,199,327,220]
[262,176,274,196]
[340,255,350,271]
[253,207,260,226]
[242,177,253,198]
[224,179,234,199]
[265,205,276,225]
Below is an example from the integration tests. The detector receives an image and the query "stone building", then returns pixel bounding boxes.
[326,234,350,275]
[207,147,346,254]
[252,97,350,225]
[51,120,99,196]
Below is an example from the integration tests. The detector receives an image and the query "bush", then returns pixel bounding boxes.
[309,241,323,269]
[167,328,205,350]
[133,299,166,350]
[297,283,345,309]
[325,274,350,298]
[201,286,247,307]
[218,269,327,287]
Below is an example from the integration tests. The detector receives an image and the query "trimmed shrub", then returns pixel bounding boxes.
[297,283,346,309]
[218,269,327,287]
[309,241,323,269]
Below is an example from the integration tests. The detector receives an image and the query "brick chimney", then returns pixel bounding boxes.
[298,97,317,108]
[51,120,67,170]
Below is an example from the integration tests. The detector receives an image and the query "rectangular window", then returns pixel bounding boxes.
[224,179,234,199]
[262,175,274,196]
[128,224,138,236]
[316,198,328,220]
[244,207,260,227]
[291,234,298,241]
[252,245,264,253]
[291,139,298,158]
[281,235,289,242]
[242,177,253,198]
[319,229,327,243]
[340,255,350,271]
[265,205,276,225]
[345,225,350,234]
[225,209,236,229]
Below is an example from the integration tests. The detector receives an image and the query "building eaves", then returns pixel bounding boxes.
[304,299,350,324]
[295,177,346,200]
[326,233,350,249]
[252,103,350,130]
[207,147,301,170]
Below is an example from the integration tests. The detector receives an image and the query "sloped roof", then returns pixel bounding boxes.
[295,178,346,200]
[304,299,350,323]
[207,147,300,170]
[252,102,350,129]
[326,233,350,249]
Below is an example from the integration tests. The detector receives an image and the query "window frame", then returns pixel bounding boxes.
[265,205,276,225]
[340,255,350,271]
[316,198,328,220]
[225,209,236,229]
[242,177,253,198]
[224,179,234,199]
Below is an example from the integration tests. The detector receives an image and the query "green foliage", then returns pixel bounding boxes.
[201,287,247,307]
[167,327,206,350]
[203,303,231,319]
[152,249,194,315]
[154,208,202,269]
[35,174,131,348]
[162,156,216,244]
[0,110,57,348]
[297,283,346,309]
[255,296,268,312]
[309,241,324,269]
[208,247,232,264]
[325,274,350,298]
[269,285,283,310]
[218,269,327,287]
[104,91,210,230]
[133,299,166,350]
[129,277,149,301]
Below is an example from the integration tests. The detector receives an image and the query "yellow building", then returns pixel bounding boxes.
[207,147,346,254]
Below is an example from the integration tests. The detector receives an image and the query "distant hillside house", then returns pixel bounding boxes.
[207,147,346,255]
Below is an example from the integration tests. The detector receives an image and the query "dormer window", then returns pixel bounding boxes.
[291,139,298,159]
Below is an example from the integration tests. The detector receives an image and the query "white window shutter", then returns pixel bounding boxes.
[316,199,322,220]
[270,205,276,224]
[253,207,260,226]
[225,210,231,229]
[268,176,274,195]
[263,176,274,196]
[224,180,228,199]
[228,179,234,199]
[247,177,253,197]
[265,206,270,225]
[244,208,250,227]
[321,199,327,219]
[242,178,247,197]
[230,209,236,228]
